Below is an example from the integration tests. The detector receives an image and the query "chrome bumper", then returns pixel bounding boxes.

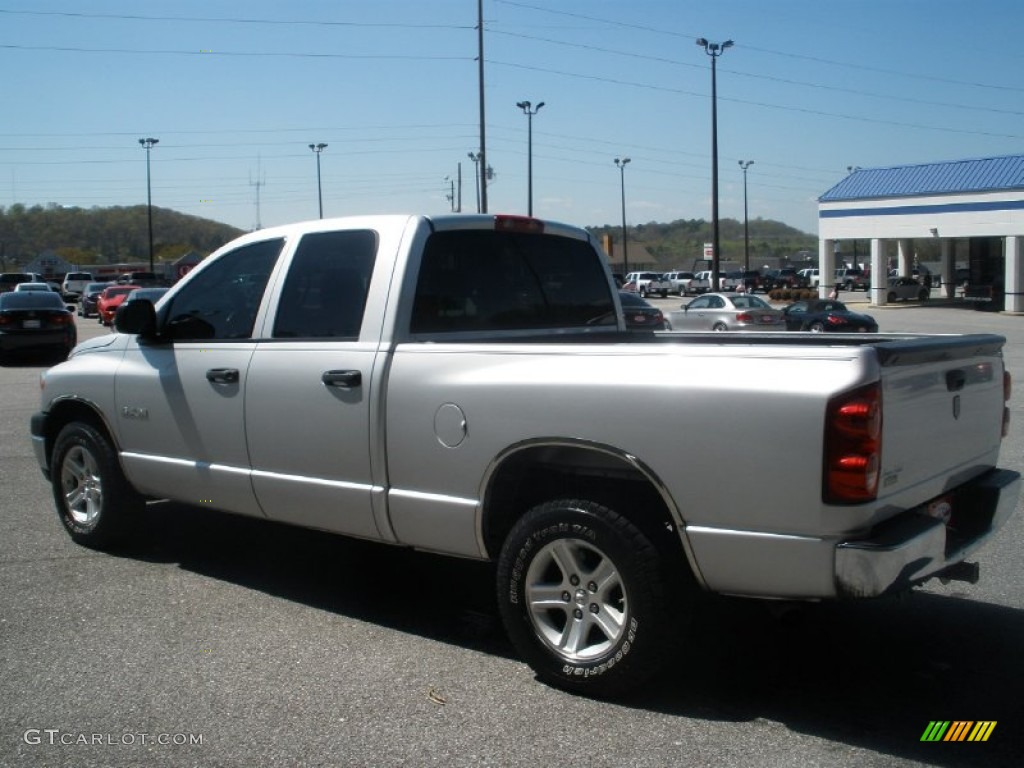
[835,468,1020,598]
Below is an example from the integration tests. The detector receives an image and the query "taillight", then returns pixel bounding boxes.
[824,381,882,504]
[735,312,752,323]
[826,315,846,326]
[1004,369,1012,438]
[0,314,11,326]
[494,215,544,234]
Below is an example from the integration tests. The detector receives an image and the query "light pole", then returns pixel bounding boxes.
[138,138,158,272]
[614,157,631,276]
[696,37,733,291]
[738,159,754,271]
[309,143,327,219]
[468,152,481,213]
[516,100,544,216]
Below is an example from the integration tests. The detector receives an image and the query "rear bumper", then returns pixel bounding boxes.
[835,468,1020,598]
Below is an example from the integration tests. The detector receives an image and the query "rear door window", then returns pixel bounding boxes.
[411,230,614,334]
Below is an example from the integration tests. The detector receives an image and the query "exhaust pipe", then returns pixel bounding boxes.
[938,561,980,585]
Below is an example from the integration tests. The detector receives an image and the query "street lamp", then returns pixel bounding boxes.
[696,37,733,291]
[138,138,158,272]
[516,100,544,216]
[738,159,754,271]
[614,157,631,275]
[308,143,328,219]
[468,152,482,213]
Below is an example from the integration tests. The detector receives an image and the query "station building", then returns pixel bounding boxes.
[818,154,1024,310]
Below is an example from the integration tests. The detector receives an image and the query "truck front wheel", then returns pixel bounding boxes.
[496,499,674,697]
[51,422,143,549]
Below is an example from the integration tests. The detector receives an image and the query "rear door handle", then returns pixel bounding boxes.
[322,370,362,388]
[206,368,240,384]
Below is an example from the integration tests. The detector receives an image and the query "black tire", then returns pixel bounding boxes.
[712,322,727,332]
[808,321,825,333]
[496,498,678,697]
[638,287,647,299]
[918,289,929,301]
[51,422,143,549]
[887,292,897,303]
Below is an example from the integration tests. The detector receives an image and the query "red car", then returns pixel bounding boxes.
[97,284,140,326]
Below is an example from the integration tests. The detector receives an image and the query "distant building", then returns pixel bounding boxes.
[24,251,76,278]
[819,154,1024,310]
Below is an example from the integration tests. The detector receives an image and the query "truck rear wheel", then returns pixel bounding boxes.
[51,422,142,549]
[496,499,675,697]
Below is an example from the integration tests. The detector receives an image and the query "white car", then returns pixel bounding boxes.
[14,282,53,293]
[887,277,930,302]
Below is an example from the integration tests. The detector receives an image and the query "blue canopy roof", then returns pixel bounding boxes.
[820,155,1024,202]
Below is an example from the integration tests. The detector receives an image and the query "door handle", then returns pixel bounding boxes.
[322,370,362,388]
[206,368,240,384]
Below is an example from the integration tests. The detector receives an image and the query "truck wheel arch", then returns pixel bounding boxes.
[41,398,121,475]
[479,439,705,588]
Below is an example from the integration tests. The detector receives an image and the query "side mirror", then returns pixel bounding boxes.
[115,299,157,337]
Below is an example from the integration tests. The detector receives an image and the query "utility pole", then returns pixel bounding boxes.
[477,0,488,213]
[138,137,158,272]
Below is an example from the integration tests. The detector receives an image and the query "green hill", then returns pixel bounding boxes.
[0,203,244,268]
[588,217,818,270]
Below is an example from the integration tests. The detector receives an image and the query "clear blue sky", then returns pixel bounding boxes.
[2,0,1022,236]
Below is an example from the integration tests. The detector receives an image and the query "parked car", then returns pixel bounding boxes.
[763,267,808,291]
[78,282,113,318]
[618,291,668,330]
[689,270,714,293]
[622,271,670,298]
[0,290,77,361]
[727,270,762,293]
[15,282,55,293]
[668,292,784,332]
[835,268,869,291]
[798,267,822,287]
[0,272,43,294]
[61,271,95,300]
[117,271,162,287]
[781,299,878,333]
[97,285,140,325]
[123,287,169,310]
[887,277,930,302]
[663,270,695,295]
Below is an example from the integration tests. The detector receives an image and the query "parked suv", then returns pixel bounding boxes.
[835,268,869,291]
[0,272,43,294]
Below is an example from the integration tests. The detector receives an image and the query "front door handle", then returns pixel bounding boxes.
[322,370,362,388]
[206,368,240,384]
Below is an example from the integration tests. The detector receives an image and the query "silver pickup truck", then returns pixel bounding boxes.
[31,214,1019,697]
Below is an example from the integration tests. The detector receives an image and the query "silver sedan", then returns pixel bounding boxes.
[667,292,784,332]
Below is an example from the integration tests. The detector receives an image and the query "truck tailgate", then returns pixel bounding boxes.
[874,334,1007,507]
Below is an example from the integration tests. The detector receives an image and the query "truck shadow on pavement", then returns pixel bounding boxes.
[123,500,1021,768]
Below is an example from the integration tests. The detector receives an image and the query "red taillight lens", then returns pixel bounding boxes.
[826,314,846,326]
[494,215,544,234]
[735,312,752,323]
[824,381,882,503]
[51,313,72,326]
[0,315,11,326]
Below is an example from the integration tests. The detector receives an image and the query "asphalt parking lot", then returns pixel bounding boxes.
[2,308,1023,767]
